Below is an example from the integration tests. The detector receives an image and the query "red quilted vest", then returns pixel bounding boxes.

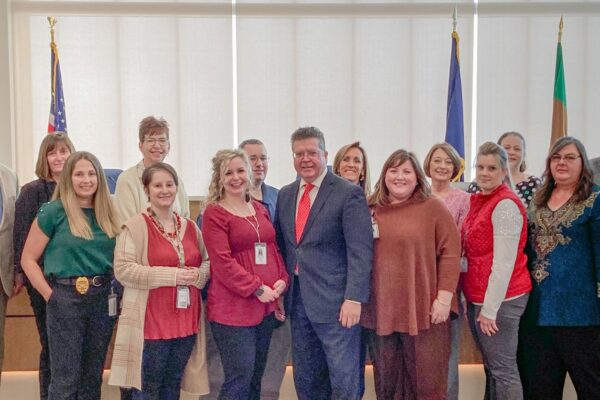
[462,184,532,303]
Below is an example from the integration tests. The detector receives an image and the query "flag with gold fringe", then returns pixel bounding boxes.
[550,17,567,146]
[444,11,465,181]
[48,17,67,133]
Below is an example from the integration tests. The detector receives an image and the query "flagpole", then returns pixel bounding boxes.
[48,16,56,44]
[558,15,563,44]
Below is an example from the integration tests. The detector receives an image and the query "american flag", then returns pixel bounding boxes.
[48,41,67,133]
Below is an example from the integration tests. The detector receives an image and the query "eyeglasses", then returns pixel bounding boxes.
[293,150,321,159]
[248,156,269,163]
[550,153,581,163]
[144,137,169,146]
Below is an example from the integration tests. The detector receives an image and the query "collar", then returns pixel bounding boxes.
[300,169,327,190]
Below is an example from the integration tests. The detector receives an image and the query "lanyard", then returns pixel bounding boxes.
[229,202,262,243]
[148,208,185,266]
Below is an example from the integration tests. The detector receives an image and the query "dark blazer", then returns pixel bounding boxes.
[275,171,373,323]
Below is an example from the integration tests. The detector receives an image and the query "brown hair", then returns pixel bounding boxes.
[497,131,528,172]
[142,162,179,190]
[368,149,431,207]
[423,142,462,180]
[35,132,75,180]
[475,142,513,188]
[534,136,593,207]
[138,116,170,143]
[332,141,371,196]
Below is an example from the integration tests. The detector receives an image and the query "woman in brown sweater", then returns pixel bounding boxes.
[361,149,461,399]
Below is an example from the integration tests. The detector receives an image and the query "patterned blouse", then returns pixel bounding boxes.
[467,175,542,208]
[524,186,600,326]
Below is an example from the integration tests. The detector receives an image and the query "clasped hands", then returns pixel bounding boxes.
[175,266,200,286]
[256,279,287,303]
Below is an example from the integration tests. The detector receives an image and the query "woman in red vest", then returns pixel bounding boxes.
[462,142,532,400]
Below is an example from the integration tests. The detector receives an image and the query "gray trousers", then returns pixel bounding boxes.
[201,318,291,400]
[467,294,529,400]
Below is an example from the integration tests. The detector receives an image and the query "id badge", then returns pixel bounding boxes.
[108,293,118,317]
[255,243,267,265]
[177,286,190,309]
[372,222,380,239]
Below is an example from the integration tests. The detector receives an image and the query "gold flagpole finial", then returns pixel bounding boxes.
[558,16,564,43]
[452,6,458,33]
[48,16,56,44]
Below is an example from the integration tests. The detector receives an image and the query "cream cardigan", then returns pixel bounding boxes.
[108,213,210,395]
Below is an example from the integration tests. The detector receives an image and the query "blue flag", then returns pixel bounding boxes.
[444,31,465,181]
[48,42,67,133]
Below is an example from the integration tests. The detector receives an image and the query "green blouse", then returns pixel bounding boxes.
[37,200,115,278]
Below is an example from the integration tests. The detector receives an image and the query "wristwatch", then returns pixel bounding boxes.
[255,285,265,297]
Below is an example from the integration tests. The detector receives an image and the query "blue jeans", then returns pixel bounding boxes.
[210,316,275,400]
[132,335,196,400]
[46,283,115,400]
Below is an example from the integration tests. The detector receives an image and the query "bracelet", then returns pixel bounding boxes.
[436,297,451,306]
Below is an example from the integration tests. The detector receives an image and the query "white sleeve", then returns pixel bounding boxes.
[480,199,523,320]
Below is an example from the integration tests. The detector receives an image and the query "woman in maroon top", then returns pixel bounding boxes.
[202,149,288,400]
[362,149,461,399]
[112,162,210,398]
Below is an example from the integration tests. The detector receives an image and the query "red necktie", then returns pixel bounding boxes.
[295,183,314,242]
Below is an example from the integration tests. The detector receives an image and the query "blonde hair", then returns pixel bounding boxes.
[332,141,372,196]
[368,149,431,207]
[53,151,120,239]
[423,142,462,180]
[475,142,513,189]
[35,132,75,180]
[204,149,253,206]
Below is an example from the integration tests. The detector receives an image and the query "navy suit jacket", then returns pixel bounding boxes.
[275,171,373,324]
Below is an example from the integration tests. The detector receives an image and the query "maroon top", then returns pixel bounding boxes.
[203,201,289,327]
[144,215,201,340]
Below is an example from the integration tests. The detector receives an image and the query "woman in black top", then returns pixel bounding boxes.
[13,132,74,400]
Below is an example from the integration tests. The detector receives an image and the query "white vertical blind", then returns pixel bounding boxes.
[9,2,600,194]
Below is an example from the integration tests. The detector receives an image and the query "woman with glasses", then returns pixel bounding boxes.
[114,116,189,223]
[518,136,600,399]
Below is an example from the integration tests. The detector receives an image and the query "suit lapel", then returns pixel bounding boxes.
[298,172,334,244]
[286,180,301,244]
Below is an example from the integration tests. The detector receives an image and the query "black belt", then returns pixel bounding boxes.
[54,275,109,287]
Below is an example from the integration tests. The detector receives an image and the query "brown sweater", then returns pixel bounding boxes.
[361,196,461,336]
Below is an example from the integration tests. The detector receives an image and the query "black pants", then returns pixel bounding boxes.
[46,283,115,400]
[132,335,196,400]
[210,316,274,400]
[518,324,600,400]
[27,283,51,400]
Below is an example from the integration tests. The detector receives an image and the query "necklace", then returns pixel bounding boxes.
[148,207,185,266]
[222,201,262,243]
[147,207,182,239]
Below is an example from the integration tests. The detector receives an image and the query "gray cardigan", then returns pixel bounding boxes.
[0,163,18,296]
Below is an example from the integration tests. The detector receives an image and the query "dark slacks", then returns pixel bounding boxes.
[370,323,451,400]
[518,324,600,400]
[132,334,196,400]
[46,283,115,400]
[27,283,51,400]
[290,280,361,400]
[210,316,275,400]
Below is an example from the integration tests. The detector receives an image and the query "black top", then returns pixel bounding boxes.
[13,179,56,278]
[467,175,541,208]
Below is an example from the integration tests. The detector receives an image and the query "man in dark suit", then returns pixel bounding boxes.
[275,127,373,400]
